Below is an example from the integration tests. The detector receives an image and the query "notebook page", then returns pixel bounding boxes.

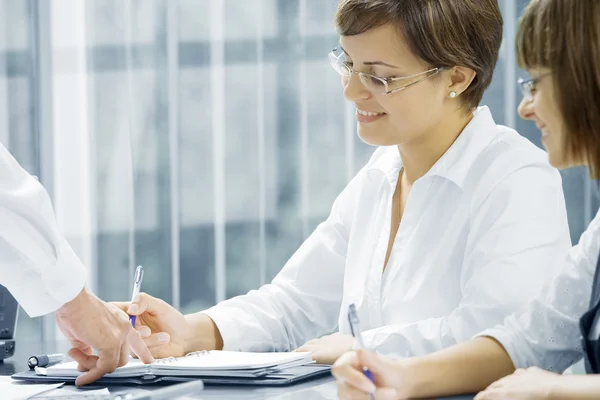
[39,358,150,378]
[154,351,313,371]
[39,351,313,378]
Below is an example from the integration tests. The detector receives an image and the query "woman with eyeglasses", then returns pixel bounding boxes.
[332,0,600,399]
[112,0,570,365]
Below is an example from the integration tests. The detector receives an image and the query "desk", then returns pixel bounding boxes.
[1,341,474,400]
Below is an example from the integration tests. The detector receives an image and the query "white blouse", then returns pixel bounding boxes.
[204,106,572,357]
[478,208,600,372]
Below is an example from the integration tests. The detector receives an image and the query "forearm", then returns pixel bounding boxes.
[183,313,224,352]
[404,337,515,398]
[551,375,600,400]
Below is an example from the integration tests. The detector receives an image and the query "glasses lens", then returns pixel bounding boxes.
[518,78,533,99]
[329,51,351,77]
[359,73,387,94]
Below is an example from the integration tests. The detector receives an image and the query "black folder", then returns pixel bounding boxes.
[12,364,332,387]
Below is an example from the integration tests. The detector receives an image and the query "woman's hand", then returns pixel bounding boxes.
[332,349,412,400]
[295,332,355,364]
[474,367,560,400]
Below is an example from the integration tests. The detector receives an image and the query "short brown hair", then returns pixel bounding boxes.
[334,0,503,109]
[517,0,600,177]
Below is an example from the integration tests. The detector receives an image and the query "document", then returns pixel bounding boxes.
[37,351,313,379]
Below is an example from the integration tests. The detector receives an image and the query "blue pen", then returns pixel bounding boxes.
[129,265,144,327]
[347,303,376,388]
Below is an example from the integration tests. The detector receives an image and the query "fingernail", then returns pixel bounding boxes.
[139,327,151,338]
[128,304,139,314]
[158,333,170,342]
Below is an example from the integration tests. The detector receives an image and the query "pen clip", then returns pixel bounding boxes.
[134,266,144,284]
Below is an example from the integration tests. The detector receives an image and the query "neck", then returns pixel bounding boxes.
[398,111,474,184]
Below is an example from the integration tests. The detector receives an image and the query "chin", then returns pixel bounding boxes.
[547,152,569,169]
[357,126,402,147]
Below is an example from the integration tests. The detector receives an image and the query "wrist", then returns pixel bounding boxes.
[56,287,89,317]
[183,313,224,353]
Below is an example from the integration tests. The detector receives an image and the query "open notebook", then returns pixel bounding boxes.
[35,351,314,379]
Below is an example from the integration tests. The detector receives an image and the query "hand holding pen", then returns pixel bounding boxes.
[332,303,409,399]
[347,304,376,385]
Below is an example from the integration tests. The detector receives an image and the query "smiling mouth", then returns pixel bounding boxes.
[356,109,386,117]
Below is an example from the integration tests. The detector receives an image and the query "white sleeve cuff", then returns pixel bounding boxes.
[201,307,245,351]
[473,328,524,369]
[8,239,87,317]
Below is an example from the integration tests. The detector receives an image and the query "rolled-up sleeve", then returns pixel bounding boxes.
[201,168,368,352]
[202,217,347,352]
[0,143,86,317]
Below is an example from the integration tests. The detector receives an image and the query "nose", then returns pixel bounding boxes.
[343,73,372,103]
[517,96,535,121]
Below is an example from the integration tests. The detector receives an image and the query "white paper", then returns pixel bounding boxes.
[0,376,64,400]
[35,386,110,397]
[44,351,313,378]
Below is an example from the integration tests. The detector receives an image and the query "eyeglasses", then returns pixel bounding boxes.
[517,73,551,101]
[328,47,443,95]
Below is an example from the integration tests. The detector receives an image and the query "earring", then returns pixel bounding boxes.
[449,91,458,98]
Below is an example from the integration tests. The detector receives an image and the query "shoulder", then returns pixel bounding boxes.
[466,125,562,204]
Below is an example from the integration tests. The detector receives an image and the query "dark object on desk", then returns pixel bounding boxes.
[0,284,18,361]
[0,340,16,362]
[12,364,332,387]
[28,353,66,369]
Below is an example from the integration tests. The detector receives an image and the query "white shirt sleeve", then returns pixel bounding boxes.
[201,172,362,352]
[361,163,572,357]
[475,210,600,372]
[0,143,87,317]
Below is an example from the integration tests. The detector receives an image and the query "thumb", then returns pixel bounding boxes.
[127,292,158,315]
[356,349,388,377]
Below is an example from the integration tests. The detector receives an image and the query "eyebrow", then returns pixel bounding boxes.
[339,46,399,69]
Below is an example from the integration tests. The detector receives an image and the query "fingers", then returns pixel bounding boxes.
[137,326,151,338]
[138,332,171,348]
[336,382,371,400]
[128,327,155,364]
[111,301,132,314]
[474,388,504,400]
[374,388,400,400]
[75,347,120,387]
[333,362,376,394]
[355,349,385,376]
[119,342,130,367]
[68,348,99,372]
[332,352,376,394]
[111,292,158,317]
[127,292,158,316]
[337,384,396,400]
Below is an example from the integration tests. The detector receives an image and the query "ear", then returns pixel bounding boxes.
[447,66,477,98]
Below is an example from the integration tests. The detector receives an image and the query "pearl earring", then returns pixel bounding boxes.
[449,91,458,98]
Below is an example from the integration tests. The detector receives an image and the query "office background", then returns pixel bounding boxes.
[0,0,595,343]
